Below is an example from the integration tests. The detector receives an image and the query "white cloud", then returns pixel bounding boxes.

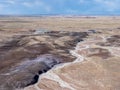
[0,0,16,4]
[79,0,85,3]
[94,0,120,11]
[22,1,42,7]
[0,3,10,11]
[0,0,16,13]
[22,2,33,7]
[22,0,52,12]
[0,0,119,15]
[0,0,16,12]
[6,0,16,4]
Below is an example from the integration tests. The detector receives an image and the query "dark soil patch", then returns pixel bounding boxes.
[0,31,88,90]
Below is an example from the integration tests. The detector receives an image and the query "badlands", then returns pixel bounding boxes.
[0,16,120,90]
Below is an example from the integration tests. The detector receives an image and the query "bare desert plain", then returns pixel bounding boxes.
[0,16,120,90]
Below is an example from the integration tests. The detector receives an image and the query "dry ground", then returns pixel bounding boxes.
[0,16,120,30]
[0,16,120,90]
[0,16,120,36]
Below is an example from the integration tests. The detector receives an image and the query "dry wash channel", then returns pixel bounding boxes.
[0,30,88,90]
[25,30,120,90]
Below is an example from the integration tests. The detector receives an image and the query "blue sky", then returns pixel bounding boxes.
[0,0,120,15]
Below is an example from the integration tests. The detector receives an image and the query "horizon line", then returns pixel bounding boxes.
[0,14,120,17]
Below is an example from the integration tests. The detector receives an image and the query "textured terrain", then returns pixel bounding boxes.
[25,30,120,90]
[0,16,120,90]
[0,30,88,90]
